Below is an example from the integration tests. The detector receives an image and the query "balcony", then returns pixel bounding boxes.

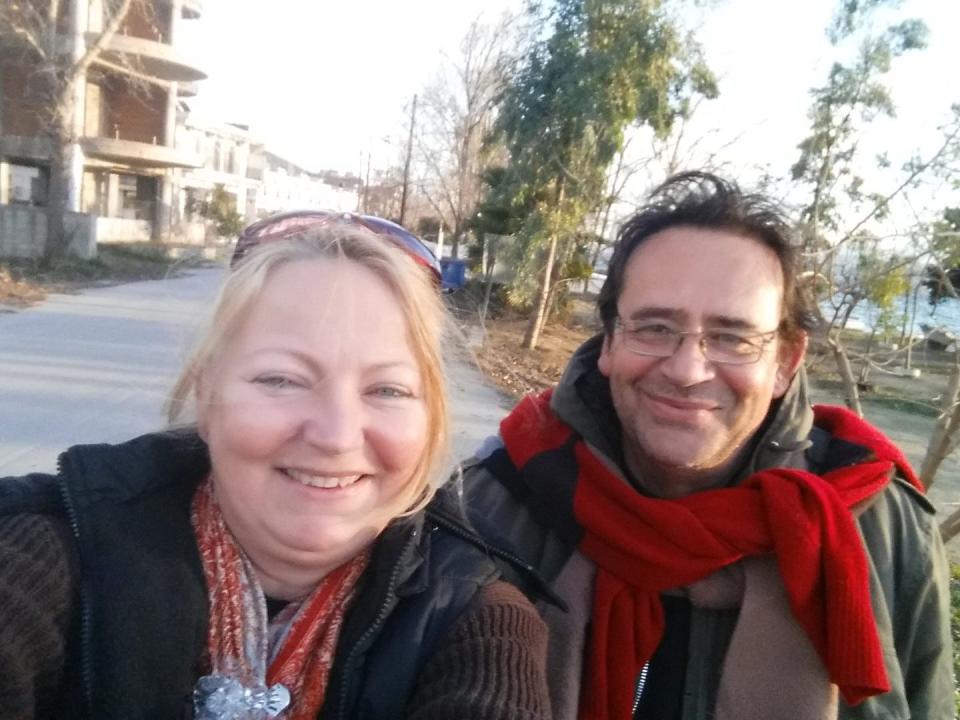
[82,136,203,169]
[89,32,206,83]
[0,135,52,163]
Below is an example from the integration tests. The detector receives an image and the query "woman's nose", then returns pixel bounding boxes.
[299,388,364,454]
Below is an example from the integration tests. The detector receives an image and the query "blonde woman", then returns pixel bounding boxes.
[0,213,551,719]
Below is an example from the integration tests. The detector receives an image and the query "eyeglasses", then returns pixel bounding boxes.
[231,210,442,285]
[614,318,780,365]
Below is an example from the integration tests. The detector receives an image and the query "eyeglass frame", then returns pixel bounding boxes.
[230,210,443,286]
[613,317,782,365]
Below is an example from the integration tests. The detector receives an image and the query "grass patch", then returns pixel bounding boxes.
[861,395,940,418]
[0,243,213,305]
[808,376,941,418]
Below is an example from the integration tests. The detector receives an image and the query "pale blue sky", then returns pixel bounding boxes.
[181,0,519,173]
[182,0,959,207]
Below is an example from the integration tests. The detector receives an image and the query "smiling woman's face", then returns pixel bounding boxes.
[196,257,428,588]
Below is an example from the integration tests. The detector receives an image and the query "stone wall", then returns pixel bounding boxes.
[95,216,152,243]
[0,205,97,259]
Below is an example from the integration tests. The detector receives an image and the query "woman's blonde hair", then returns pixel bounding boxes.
[167,221,449,516]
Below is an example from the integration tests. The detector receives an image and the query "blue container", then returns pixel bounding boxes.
[440,259,467,290]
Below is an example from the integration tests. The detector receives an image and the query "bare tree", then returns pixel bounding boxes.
[415,13,514,258]
[586,94,737,275]
[0,0,152,261]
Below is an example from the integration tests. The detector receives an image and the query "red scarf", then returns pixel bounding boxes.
[192,479,369,720]
[500,391,921,720]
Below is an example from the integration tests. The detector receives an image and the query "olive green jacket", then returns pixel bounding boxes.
[463,335,954,720]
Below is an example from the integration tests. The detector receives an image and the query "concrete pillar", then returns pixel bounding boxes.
[65,144,85,213]
[155,84,180,241]
[0,161,9,204]
[156,171,174,241]
[164,85,177,148]
[168,0,182,44]
[107,172,121,217]
[66,0,89,212]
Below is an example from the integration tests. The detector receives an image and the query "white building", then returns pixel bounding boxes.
[172,116,259,243]
[254,152,359,217]
[169,115,362,243]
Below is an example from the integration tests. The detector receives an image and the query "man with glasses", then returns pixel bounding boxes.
[462,171,952,720]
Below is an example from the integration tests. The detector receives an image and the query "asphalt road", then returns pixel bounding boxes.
[0,266,511,476]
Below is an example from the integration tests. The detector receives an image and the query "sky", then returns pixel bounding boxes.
[180,0,960,211]
[180,0,520,175]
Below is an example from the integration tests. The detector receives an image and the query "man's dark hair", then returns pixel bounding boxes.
[597,171,816,342]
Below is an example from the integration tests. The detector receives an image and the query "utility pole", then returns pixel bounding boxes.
[399,94,417,226]
[362,152,372,214]
[356,152,363,212]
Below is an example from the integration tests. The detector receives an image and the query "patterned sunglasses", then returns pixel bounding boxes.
[231,210,442,285]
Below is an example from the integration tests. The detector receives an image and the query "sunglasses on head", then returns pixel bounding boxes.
[231,210,443,285]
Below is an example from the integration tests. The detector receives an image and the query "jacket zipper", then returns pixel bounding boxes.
[56,455,95,719]
[333,527,420,720]
[632,663,649,717]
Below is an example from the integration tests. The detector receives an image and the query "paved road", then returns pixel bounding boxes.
[0,267,511,476]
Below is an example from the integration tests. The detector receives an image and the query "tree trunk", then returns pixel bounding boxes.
[857,328,877,385]
[827,333,863,416]
[43,131,73,264]
[480,252,496,328]
[523,180,565,350]
[523,230,560,350]
[904,284,921,370]
[451,227,461,260]
[938,506,960,543]
[921,351,960,490]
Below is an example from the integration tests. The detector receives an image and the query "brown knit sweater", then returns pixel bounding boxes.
[408,581,552,720]
[0,514,74,719]
[0,513,551,719]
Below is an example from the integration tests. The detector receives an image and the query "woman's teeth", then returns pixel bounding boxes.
[285,469,361,489]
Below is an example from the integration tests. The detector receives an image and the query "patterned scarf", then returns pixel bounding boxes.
[498,391,922,720]
[192,478,369,719]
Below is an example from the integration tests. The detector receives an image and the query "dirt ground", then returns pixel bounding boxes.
[0,245,209,310]
[0,266,46,307]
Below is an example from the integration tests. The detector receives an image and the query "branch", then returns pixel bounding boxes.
[0,0,56,58]
[838,120,960,247]
[1,21,48,61]
[91,56,166,88]
[416,137,459,222]
[65,0,136,87]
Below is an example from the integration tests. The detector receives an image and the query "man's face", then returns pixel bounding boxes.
[598,226,805,494]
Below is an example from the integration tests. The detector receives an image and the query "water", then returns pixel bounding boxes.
[822,296,960,339]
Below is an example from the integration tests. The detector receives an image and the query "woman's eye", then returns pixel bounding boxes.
[254,375,302,390]
[369,386,413,399]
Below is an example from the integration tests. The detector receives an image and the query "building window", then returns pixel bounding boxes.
[81,170,108,215]
[8,164,47,206]
[117,174,157,220]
